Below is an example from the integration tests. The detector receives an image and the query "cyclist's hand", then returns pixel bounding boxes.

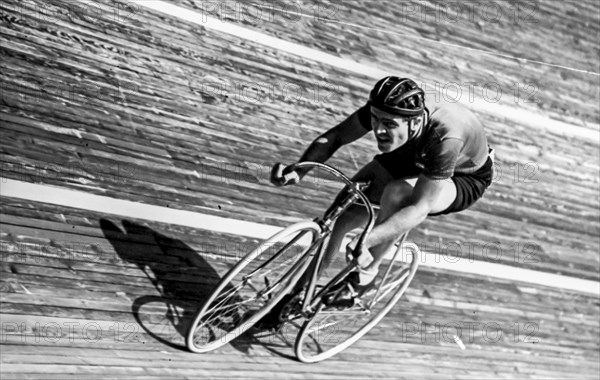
[345,235,374,268]
[270,163,300,187]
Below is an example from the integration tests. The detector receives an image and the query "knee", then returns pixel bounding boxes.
[381,180,414,209]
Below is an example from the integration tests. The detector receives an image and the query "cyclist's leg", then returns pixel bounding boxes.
[364,177,457,273]
[324,157,494,310]
[364,153,494,273]
[319,160,394,275]
[319,205,366,272]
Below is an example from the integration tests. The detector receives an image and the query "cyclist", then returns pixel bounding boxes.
[270,76,494,308]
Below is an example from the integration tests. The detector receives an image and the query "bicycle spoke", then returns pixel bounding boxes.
[203,282,280,319]
[246,231,309,277]
[254,257,297,279]
[204,262,296,317]
[318,309,370,316]
[307,317,341,334]
[193,310,246,345]
[373,272,408,305]
[296,256,419,363]
[187,223,321,353]
[205,269,280,315]
[203,282,247,314]
[203,298,249,319]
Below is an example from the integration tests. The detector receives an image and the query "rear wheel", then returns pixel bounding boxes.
[294,242,420,363]
[186,221,322,353]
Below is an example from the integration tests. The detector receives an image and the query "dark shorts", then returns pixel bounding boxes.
[369,151,494,216]
[428,156,494,215]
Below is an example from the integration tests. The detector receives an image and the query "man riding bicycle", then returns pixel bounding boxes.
[270,76,493,308]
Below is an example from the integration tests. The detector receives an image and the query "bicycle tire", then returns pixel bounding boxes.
[186,220,322,353]
[294,242,420,363]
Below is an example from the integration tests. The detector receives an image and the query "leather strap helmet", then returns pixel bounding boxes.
[369,76,425,117]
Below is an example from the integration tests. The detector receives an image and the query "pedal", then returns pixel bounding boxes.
[322,277,378,313]
[322,283,358,309]
[352,297,370,313]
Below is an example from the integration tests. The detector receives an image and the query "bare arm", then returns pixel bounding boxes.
[295,110,369,177]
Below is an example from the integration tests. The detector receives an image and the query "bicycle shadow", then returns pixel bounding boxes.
[99,218,296,358]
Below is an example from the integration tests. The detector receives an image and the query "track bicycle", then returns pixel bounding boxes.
[186,162,421,362]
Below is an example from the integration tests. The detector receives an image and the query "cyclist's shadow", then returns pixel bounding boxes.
[99,219,293,356]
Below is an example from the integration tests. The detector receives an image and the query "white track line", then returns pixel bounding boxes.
[2,179,598,295]
[133,0,599,143]
[0,180,280,239]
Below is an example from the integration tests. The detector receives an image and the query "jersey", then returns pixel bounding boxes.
[356,101,489,180]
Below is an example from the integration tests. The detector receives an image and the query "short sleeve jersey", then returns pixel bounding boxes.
[357,102,489,180]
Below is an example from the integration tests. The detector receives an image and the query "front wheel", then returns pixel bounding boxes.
[294,242,420,363]
[186,221,322,353]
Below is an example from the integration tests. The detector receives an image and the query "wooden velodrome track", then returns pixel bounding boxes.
[1,0,599,378]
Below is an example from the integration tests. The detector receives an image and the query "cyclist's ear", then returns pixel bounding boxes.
[409,115,424,133]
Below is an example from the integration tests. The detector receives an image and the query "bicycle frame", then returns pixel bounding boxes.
[186,161,420,356]
[285,162,383,317]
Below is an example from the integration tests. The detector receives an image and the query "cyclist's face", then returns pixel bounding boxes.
[370,107,410,152]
